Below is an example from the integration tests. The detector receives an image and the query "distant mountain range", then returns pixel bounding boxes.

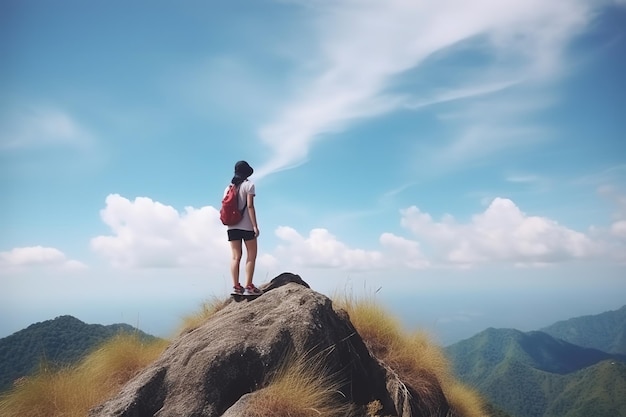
[0,315,156,392]
[445,305,626,417]
[541,305,626,354]
[2,306,625,417]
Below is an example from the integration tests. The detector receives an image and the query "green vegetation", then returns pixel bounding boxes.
[544,360,626,417]
[0,333,168,417]
[0,315,156,392]
[541,305,626,354]
[446,326,626,417]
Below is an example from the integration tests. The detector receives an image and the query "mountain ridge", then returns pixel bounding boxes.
[2,300,624,416]
[0,315,155,392]
[445,304,626,417]
[541,304,626,354]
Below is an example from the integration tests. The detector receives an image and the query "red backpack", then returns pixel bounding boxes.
[220,184,245,225]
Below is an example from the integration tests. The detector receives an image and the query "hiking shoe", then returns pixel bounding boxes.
[231,284,244,296]
[243,285,263,296]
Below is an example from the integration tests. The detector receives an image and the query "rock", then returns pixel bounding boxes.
[89,273,450,417]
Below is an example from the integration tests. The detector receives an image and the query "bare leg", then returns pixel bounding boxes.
[230,240,243,287]
[243,238,258,287]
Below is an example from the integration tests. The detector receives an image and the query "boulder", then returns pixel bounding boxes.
[89,273,449,417]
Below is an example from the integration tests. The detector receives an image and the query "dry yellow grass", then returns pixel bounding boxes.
[245,350,355,417]
[0,366,92,417]
[0,333,168,417]
[78,333,169,387]
[334,293,404,356]
[177,296,229,335]
[445,382,486,417]
[333,291,486,417]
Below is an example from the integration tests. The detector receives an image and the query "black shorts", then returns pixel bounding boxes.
[227,229,256,241]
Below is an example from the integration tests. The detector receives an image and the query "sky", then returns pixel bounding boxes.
[1,0,625,346]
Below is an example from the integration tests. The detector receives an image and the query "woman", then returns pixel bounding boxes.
[225,161,262,296]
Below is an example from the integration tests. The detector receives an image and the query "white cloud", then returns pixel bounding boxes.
[379,233,430,269]
[91,195,381,272]
[89,194,620,272]
[0,106,93,151]
[91,194,231,268]
[0,246,86,270]
[275,226,384,270]
[256,0,601,178]
[611,221,626,239]
[401,197,598,266]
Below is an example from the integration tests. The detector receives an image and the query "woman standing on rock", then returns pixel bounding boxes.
[223,160,262,296]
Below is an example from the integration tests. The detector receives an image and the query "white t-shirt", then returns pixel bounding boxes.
[223,180,256,231]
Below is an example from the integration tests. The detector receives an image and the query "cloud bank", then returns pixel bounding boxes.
[399,198,597,266]
[82,194,621,271]
[6,191,623,274]
[0,246,86,270]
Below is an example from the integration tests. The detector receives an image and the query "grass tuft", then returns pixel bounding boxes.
[78,333,169,387]
[333,289,486,417]
[177,296,229,335]
[445,382,486,417]
[245,349,355,417]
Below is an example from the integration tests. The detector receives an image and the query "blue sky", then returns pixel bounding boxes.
[1,0,625,345]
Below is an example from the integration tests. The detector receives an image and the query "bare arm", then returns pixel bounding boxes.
[247,193,259,237]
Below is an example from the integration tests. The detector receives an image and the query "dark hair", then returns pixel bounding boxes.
[231,160,254,186]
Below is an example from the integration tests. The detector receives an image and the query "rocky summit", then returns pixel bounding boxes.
[89,273,450,417]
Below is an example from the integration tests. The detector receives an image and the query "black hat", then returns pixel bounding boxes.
[234,160,254,178]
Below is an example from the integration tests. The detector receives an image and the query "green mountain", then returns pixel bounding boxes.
[544,360,626,417]
[0,315,156,392]
[541,305,626,354]
[445,327,626,417]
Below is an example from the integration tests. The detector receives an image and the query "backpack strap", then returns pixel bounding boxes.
[237,183,248,213]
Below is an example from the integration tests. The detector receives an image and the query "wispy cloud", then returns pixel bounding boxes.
[255,0,601,178]
[437,310,484,325]
[575,165,626,187]
[505,174,542,184]
[403,79,523,110]
[0,106,94,151]
[0,246,86,270]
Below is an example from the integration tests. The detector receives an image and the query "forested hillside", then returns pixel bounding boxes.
[0,315,156,392]
[541,305,626,354]
[544,360,626,417]
[445,325,626,417]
